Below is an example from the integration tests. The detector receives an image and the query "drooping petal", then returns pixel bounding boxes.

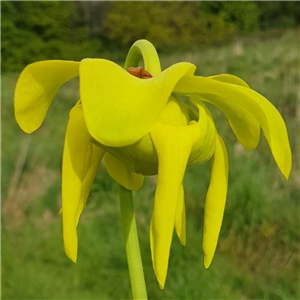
[175,184,186,246]
[206,74,260,150]
[188,100,217,167]
[61,145,104,225]
[76,144,105,226]
[80,59,196,147]
[103,153,144,191]
[202,135,229,269]
[62,105,104,262]
[208,74,250,88]
[175,76,292,179]
[14,60,79,133]
[150,123,198,289]
[195,93,260,150]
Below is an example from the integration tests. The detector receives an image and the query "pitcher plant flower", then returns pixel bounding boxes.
[14,39,291,292]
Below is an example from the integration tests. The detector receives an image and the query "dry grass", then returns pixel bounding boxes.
[3,138,58,229]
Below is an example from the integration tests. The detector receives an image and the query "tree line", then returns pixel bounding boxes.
[2,1,299,72]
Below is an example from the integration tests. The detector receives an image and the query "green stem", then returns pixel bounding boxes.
[119,185,148,300]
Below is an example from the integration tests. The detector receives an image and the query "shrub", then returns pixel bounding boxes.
[202,1,259,32]
[104,2,237,51]
[1,2,101,72]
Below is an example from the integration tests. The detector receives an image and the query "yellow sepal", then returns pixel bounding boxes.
[15,60,79,133]
[80,59,196,147]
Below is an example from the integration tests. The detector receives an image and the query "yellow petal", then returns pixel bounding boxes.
[158,95,190,126]
[103,153,144,191]
[80,59,196,147]
[197,94,260,150]
[150,123,198,289]
[62,105,104,262]
[175,76,292,179]
[188,100,217,167]
[76,144,105,226]
[202,135,228,269]
[61,143,104,224]
[14,60,79,133]
[206,74,260,150]
[208,74,250,88]
[175,184,186,246]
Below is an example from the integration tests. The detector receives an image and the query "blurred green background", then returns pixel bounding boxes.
[1,1,299,300]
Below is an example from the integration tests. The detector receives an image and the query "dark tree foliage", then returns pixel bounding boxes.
[103,1,238,51]
[201,1,259,32]
[257,1,300,29]
[1,1,299,72]
[1,1,101,72]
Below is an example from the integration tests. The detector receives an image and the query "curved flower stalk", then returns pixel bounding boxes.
[14,39,291,290]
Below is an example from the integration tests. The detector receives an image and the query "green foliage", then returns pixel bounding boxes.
[202,1,259,32]
[257,1,300,29]
[1,1,102,72]
[2,1,299,72]
[103,2,237,51]
[2,2,39,71]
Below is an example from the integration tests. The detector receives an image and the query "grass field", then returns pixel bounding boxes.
[1,29,299,300]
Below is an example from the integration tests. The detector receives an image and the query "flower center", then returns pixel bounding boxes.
[127,67,152,79]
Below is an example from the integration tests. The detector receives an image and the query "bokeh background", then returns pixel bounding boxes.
[1,1,299,299]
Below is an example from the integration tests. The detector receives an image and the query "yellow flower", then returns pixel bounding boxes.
[14,40,291,289]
